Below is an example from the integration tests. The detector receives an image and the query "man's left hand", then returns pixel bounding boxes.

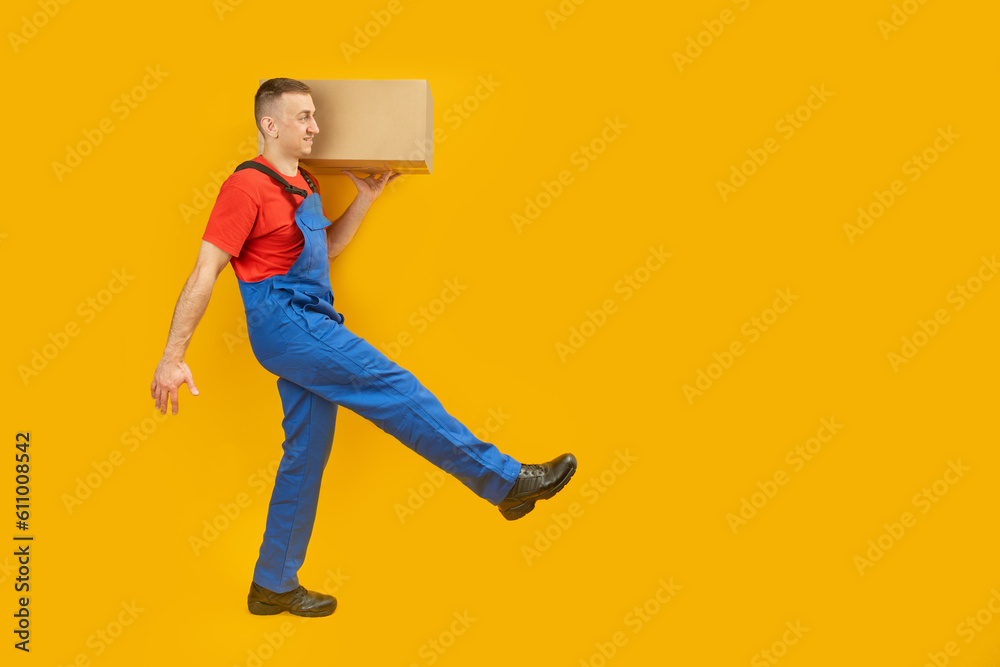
[342,169,401,204]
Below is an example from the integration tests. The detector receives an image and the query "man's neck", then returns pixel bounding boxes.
[260,148,299,178]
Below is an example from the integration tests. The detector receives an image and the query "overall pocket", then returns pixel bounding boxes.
[247,320,288,362]
[245,292,290,362]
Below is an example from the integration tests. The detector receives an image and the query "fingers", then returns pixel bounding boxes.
[341,169,396,180]
[373,170,394,193]
[186,370,199,397]
[152,361,197,415]
[383,171,402,189]
[343,170,367,185]
[341,168,399,196]
[153,384,188,415]
[341,171,361,189]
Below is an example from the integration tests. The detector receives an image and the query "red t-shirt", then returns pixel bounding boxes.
[202,154,327,282]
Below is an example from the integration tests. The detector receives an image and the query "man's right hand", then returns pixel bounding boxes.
[151,356,199,415]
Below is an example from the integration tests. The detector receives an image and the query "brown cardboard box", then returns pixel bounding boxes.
[257,79,433,174]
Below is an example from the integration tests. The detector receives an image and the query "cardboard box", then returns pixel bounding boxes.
[257,79,433,174]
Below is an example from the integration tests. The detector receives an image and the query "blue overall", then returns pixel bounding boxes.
[235,165,520,593]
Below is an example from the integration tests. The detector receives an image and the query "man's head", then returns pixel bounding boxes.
[255,78,319,158]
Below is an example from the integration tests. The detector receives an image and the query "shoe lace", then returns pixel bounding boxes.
[520,464,546,477]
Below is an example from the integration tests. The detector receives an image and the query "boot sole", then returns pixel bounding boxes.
[248,600,336,617]
[501,464,577,521]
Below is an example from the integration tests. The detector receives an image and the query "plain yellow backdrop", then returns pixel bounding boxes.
[3,0,999,665]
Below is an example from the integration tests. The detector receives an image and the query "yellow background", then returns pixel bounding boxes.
[3,0,999,664]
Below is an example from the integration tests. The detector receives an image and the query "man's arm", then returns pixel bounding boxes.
[327,170,402,260]
[325,194,375,260]
[150,240,232,415]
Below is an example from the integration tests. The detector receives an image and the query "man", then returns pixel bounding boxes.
[150,78,577,618]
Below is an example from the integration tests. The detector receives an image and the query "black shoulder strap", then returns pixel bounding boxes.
[234,160,317,196]
[298,165,317,194]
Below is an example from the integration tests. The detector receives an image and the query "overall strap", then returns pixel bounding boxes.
[298,166,318,194]
[235,160,317,196]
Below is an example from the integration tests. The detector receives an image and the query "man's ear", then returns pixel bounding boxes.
[260,117,278,139]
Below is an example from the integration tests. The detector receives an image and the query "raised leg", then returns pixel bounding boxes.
[263,317,521,505]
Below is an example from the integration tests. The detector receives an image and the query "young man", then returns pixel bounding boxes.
[150,78,577,618]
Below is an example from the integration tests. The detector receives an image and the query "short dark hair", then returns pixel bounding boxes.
[255,78,312,135]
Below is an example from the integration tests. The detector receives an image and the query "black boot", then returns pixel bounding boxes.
[498,453,577,520]
[247,581,337,617]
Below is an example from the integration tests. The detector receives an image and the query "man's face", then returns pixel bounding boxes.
[269,92,319,158]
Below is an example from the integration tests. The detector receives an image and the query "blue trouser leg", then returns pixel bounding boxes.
[253,377,338,593]
[307,324,520,504]
[264,318,521,506]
